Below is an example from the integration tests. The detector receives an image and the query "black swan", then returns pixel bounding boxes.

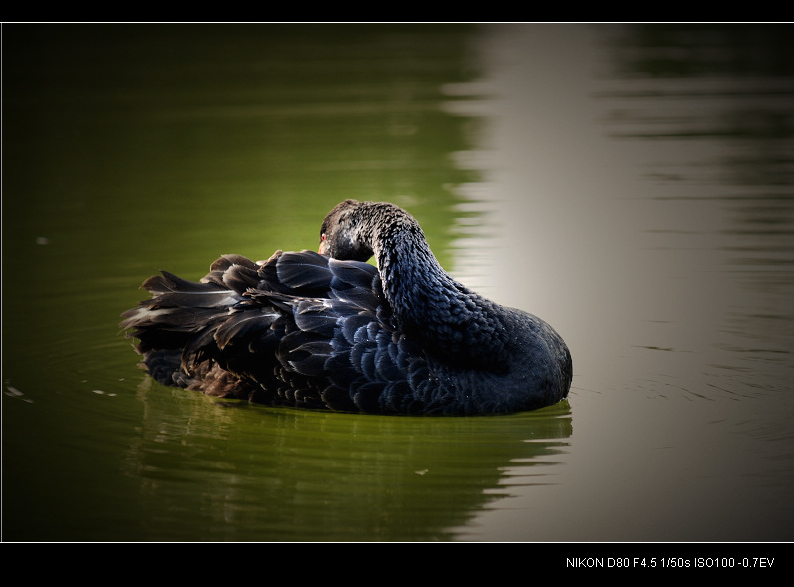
[120,200,572,415]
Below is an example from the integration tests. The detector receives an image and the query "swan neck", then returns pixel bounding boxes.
[367,209,507,367]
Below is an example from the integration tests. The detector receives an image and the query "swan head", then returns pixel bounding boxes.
[319,199,387,262]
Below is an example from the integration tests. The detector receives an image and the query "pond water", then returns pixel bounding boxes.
[3,23,793,543]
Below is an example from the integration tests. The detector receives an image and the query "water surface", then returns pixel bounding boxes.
[3,23,793,542]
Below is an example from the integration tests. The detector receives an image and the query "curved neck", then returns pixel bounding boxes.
[362,206,509,368]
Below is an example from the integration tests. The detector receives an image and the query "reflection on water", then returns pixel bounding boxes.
[3,24,793,542]
[455,24,794,541]
[3,24,574,542]
[592,25,794,396]
[123,379,571,541]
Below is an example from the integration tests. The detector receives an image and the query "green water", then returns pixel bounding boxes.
[3,23,793,543]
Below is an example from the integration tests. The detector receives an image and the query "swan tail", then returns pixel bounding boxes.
[121,249,432,412]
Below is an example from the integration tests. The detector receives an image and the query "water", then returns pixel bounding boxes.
[3,23,793,543]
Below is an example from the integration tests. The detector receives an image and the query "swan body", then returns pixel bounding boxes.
[121,200,572,415]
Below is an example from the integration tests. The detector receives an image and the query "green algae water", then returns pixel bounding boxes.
[3,23,793,542]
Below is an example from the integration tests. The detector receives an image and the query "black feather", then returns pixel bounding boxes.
[214,310,279,350]
[120,200,572,414]
[276,251,333,291]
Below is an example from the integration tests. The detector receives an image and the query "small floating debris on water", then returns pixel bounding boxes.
[5,385,34,403]
[92,389,117,397]
[6,386,23,397]
[36,237,49,245]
